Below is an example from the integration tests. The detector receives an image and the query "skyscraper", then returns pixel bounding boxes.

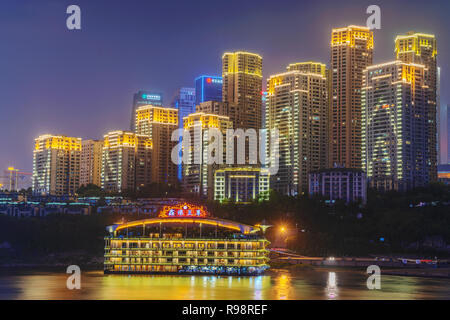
[362,61,429,191]
[195,75,222,106]
[182,112,232,199]
[80,139,103,187]
[266,62,329,195]
[330,26,374,169]
[395,32,438,180]
[101,131,152,193]
[172,87,196,129]
[134,105,178,186]
[172,88,196,180]
[222,51,263,130]
[130,91,163,131]
[32,135,81,195]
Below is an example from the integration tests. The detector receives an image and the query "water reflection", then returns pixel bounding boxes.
[274,273,291,300]
[1,268,449,300]
[326,272,338,299]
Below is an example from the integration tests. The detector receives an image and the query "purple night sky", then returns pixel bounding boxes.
[0,0,449,173]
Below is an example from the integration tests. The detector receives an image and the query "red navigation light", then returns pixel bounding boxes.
[206,78,212,83]
[158,203,209,218]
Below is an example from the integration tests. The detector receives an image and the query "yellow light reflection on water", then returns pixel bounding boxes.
[6,269,450,300]
[274,273,291,300]
[326,272,338,299]
[98,273,272,300]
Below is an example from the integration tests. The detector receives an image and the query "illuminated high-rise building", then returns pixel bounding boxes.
[214,167,270,204]
[395,32,438,180]
[195,75,222,106]
[182,112,232,198]
[330,26,373,169]
[135,105,178,186]
[80,139,103,187]
[222,51,263,129]
[101,131,152,193]
[266,62,329,195]
[172,87,196,129]
[172,87,196,180]
[32,135,81,195]
[362,61,429,191]
[130,91,163,131]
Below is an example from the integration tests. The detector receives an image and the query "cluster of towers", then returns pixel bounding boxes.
[268,26,438,195]
[32,25,439,200]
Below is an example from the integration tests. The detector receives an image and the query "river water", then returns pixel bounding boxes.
[0,268,449,300]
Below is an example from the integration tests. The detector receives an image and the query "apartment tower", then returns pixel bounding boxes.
[80,139,103,187]
[134,105,179,186]
[266,62,329,195]
[182,112,232,199]
[395,32,438,181]
[222,51,263,130]
[330,26,374,169]
[32,135,81,195]
[362,61,428,191]
[101,131,152,193]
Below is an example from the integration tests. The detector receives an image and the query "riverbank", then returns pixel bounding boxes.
[269,259,450,278]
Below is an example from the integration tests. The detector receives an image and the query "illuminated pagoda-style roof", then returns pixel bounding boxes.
[107,203,261,235]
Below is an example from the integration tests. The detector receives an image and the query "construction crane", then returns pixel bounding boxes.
[0,167,32,191]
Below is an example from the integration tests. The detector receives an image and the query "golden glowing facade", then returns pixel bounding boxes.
[395,32,438,182]
[222,51,263,130]
[195,100,232,117]
[182,112,232,199]
[101,131,152,193]
[32,135,81,195]
[330,26,373,169]
[214,167,270,203]
[266,62,329,195]
[104,203,270,275]
[80,139,103,187]
[362,61,429,191]
[135,105,178,186]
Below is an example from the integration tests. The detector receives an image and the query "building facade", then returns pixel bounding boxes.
[134,105,179,186]
[330,26,374,169]
[195,100,231,116]
[172,87,196,130]
[395,32,438,181]
[195,75,222,106]
[80,139,103,187]
[214,167,270,204]
[32,135,81,196]
[101,131,152,193]
[222,51,263,130]
[130,91,163,131]
[182,112,232,199]
[362,61,429,191]
[266,62,329,195]
[309,168,367,204]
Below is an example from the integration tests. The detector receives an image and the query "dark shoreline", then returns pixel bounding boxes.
[1,262,450,279]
